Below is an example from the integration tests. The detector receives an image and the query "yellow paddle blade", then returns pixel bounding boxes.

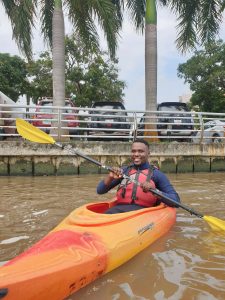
[16,118,55,144]
[203,215,225,231]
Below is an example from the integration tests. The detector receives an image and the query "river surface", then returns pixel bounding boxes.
[0,173,225,300]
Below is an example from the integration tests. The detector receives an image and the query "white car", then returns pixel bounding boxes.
[193,120,225,143]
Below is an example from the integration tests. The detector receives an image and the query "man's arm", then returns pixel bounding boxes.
[96,167,124,194]
[152,169,180,206]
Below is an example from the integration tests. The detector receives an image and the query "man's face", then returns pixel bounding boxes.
[131,142,149,166]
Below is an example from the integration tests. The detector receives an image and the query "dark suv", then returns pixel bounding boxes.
[135,102,194,141]
[157,102,194,140]
[87,101,130,140]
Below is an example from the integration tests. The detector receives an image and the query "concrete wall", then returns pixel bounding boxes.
[0,141,224,176]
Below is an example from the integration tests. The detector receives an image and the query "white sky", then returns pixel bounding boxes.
[0,4,223,110]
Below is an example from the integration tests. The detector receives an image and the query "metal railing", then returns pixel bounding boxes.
[0,103,225,143]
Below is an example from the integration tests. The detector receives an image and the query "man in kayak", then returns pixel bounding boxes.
[97,139,180,214]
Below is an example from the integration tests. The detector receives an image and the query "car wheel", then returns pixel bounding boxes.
[212,134,222,143]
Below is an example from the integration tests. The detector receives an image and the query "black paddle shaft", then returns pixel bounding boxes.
[148,188,203,218]
[56,143,114,171]
[56,142,204,219]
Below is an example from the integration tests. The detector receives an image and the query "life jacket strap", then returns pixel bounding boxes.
[120,165,132,198]
[131,170,141,201]
[131,166,154,201]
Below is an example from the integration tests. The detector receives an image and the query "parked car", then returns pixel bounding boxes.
[193,120,225,143]
[134,102,194,141]
[87,101,130,140]
[157,102,194,141]
[31,98,79,136]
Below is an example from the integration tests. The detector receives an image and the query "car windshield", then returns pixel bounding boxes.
[39,101,74,114]
[158,105,188,112]
[203,119,225,129]
[94,105,123,110]
[39,103,53,113]
[93,105,125,115]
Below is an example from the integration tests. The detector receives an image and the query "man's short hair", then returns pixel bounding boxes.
[132,139,149,149]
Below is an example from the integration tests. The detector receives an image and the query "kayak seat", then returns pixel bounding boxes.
[86,201,116,213]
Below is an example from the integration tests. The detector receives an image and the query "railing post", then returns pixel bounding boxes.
[198,112,204,144]
[58,107,61,141]
[133,112,137,140]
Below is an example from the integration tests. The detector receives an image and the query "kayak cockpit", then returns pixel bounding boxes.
[62,200,167,227]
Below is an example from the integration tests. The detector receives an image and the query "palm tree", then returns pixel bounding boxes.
[124,0,160,140]
[125,0,224,111]
[1,0,121,108]
[121,0,224,141]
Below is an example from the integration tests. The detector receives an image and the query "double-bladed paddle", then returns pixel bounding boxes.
[16,118,225,231]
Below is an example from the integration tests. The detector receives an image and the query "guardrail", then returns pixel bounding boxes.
[0,103,225,143]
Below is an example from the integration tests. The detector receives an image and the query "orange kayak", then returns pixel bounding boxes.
[0,200,176,300]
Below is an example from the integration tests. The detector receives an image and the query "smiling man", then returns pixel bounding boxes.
[97,139,180,214]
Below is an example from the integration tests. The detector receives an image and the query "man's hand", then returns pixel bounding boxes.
[104,167,123,186]
[141,181,155,193]
[109,167,123,179]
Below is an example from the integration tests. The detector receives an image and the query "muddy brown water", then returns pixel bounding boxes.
[0,173,225,300]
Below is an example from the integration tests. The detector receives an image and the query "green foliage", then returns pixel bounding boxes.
[0,53,28,101]
[0,34,125,105]
[178,40,225,112]
[27,52,53,103]
[64,34,126,106]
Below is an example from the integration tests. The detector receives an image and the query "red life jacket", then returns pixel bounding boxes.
[116,166,158,207]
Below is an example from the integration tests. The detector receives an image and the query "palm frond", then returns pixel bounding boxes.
[172,0,200,53]
[126,0,145,33]
[197,0,223,44]
[91,0,121,57]
[111,0,125,27]
[1,0,15,16]
[220,0,225,11]
[66,0,120,58]
[1,0,37,60]
[158,0,169,6]
[168,0,224,53]
[66,1,100,51]
[40,0,54,48]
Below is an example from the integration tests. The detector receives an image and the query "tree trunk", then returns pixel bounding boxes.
[52,0,69,141]
[145,23,157,112]
[53,0,65,107]
[144,0,159,141]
